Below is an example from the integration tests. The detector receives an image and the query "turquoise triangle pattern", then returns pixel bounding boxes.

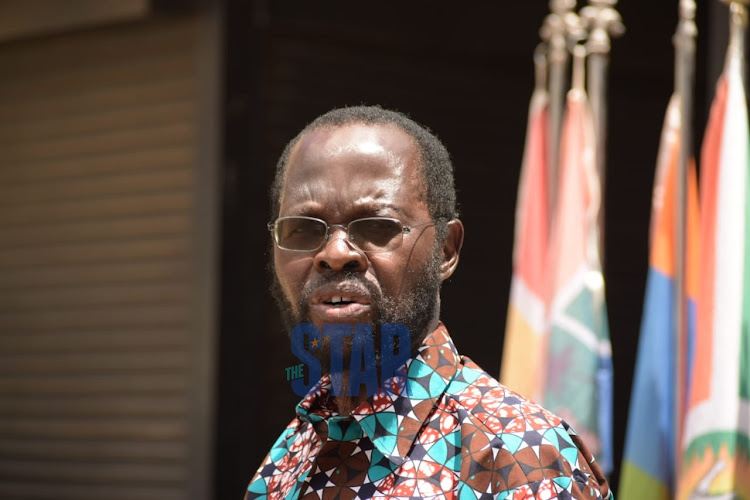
[428,372,446,397]
[457,481,479,500]
[375,434,398,455]
[543,428,561,449]
[446,379,470,393]
[408,382,431,400]
[270,445,287,462]
[459,366,483,384]
[561,442,580,466]
[502,433,524,454]
[425,436,448,463]
[553,476,573,489]
[247,477,267,495]
[375,412,398,431]
[408,359,435,379]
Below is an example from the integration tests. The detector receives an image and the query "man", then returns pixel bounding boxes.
[246,106,610,499]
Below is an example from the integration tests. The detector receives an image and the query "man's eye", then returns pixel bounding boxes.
[288,223,324,237]
[368,220,397,232]
[360,220,399,239]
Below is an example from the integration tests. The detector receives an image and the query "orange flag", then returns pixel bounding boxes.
[501,83,549,400]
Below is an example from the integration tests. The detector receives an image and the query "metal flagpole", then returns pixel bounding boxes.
[580,1,624,263]
[721,0,748,77]
[541,0,577,219]
[673,0,696,481]
[535,44,548,97]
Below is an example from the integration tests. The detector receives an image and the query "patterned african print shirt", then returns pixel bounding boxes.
[246,323,610,500]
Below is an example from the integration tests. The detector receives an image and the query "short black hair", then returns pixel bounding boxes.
[270,106,458,239]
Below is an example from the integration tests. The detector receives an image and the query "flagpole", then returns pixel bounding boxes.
[580,1,624,264]
[541,0,576,218]
[673,0,697,481]
[721,0,748,73]
[535,44,548,95]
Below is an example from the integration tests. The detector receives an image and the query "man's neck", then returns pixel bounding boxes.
[330,369,366,416]
[333,395,361,416]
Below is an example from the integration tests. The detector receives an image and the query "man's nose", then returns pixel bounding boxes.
[313,225,367,272]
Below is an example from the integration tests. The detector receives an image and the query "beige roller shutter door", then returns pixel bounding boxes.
[0,14,216,500]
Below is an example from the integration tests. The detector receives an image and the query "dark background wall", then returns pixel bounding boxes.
[216,1,721,498]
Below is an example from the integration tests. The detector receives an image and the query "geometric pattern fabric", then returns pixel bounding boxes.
[245,324,610,499]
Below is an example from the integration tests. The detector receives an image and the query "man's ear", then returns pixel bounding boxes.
[440,219,464,280]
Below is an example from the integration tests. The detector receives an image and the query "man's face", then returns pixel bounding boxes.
[272,123,443,355]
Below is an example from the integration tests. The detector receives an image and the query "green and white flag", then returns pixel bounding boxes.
[678,20,750,500]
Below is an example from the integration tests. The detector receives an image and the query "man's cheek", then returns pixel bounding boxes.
[276,259,309,294]
[274,270,300,315]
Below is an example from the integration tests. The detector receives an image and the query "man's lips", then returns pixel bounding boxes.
[309,283,373,322]
[310,301,373,321]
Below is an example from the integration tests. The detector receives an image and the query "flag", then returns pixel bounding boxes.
[677,34,750,500]
[501,84,549,400]
[544,82,613,473]
[618,95,700,500]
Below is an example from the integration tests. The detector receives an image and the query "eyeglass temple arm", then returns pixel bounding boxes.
[403,220,441,234]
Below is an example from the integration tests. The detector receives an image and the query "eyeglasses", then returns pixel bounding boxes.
[267,216,435,253]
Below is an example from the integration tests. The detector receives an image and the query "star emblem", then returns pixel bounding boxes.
[311,338,320,349]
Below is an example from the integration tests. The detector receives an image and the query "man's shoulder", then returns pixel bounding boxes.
[437,355,610,500]
[447,355,565,431]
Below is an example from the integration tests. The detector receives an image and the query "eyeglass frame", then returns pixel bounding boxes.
[267,215,438,253]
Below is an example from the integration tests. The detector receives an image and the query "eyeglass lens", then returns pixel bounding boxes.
[274,217,403,252]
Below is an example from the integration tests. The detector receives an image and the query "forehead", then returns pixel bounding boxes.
[278,123,426,215]
[296,122,416,159]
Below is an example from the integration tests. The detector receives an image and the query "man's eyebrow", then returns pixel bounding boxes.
[352,203,404,217]
[284,203,405,218]
[282,202,326,216]
[292,205,319,216]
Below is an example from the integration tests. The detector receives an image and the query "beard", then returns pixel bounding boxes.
[270,247,443,369]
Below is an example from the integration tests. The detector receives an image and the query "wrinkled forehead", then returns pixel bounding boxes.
[279,123,425,203]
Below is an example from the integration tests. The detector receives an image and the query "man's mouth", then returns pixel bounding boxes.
[309,284,374,322]
[324,296,357,306]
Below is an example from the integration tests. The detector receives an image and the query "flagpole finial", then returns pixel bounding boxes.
[720,0,748,28]
[719,0,748,76]
[674,0,698,52]
[566,14,588,51]
[580,1,625,56]
[732,2,749,26]
[679,0,697,20]
[540,0,577,64]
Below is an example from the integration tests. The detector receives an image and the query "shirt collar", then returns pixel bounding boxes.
[295,322,460,466]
